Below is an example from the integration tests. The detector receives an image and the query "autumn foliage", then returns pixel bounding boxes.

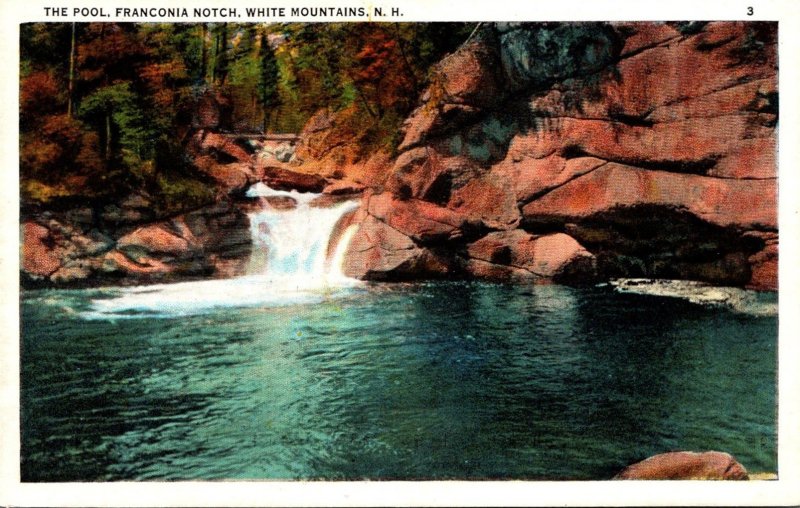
[20,22,475,206]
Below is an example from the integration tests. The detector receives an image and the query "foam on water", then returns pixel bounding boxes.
[245,181,318,205]
[609,278,778,316]
[84,184,361,319]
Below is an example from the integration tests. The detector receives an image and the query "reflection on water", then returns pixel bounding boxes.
[20,282,777,480]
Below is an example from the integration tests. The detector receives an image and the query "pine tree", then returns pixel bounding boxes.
[258,32,280,132]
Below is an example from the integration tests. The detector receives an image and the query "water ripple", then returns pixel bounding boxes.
[20,282,777,480]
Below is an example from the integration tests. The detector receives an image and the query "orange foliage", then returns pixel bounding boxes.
[21,114,102,180]
[20,70,63,120]
[77,23,146,84]
[352,27,414,113]
[41,114,83,145]
[139,60,188,109]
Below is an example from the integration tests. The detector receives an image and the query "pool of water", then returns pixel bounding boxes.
[20,281,777,481]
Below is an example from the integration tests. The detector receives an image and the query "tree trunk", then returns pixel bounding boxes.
[105,114,112,160]
[200,23,208,82]
[211,29,219,83]
[67,22,76,117]
[392,23,419,93]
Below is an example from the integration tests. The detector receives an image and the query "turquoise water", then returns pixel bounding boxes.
[20,281,777,481]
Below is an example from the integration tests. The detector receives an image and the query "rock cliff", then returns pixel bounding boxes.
[341,21,777,290]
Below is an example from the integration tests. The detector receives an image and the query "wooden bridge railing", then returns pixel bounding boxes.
[221,133,300,142]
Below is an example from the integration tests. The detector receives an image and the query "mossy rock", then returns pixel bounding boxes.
[498,22,622,90]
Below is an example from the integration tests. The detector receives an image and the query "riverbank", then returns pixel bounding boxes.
[21,22,777,291]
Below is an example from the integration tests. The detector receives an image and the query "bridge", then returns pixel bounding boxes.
[221,133,300,143]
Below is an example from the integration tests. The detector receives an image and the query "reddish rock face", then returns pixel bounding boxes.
[745,231,778,290]
[448,176,521,230]
[617,22,680,55]
[291,105,391,187]
[398,39,505,151]
[467,230,596,281]
[748,245,777,290]
[367,192,467,244]
[117,224,193,257]
[194,131,251,163]
[331,22,777,288]
[262,166,328,193]
[604,22,776,121]
[385,146,483,203]
[332,23,778,289]
[193,156,254,195]
[342,215,450,281]
[496,115,774,180]
[614,451,749,480]
[21,222,62,277]
[489,154,607,204]
[521,163,777,231]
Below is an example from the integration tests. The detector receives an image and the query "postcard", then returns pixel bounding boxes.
[2,0,799,506]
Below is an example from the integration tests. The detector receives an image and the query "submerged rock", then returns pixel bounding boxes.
[609,278,777,316]
[614,451,749,480]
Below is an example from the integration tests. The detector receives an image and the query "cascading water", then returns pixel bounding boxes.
[244,182,359,289]
[86,183,361,318]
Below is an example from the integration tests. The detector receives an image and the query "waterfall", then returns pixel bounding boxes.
[85,183,361,318]
[244,182,359,289]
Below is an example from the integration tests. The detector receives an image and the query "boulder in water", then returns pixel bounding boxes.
[262,166,328,193]
[614,451,749,480]
[342,215,451,281]
[467,230,596,282]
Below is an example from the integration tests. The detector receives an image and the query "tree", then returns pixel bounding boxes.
[201,23,209,82]
[78,82,151,165]
[212,23,229,85]
[67,22,76,116]
[258,32,280,131]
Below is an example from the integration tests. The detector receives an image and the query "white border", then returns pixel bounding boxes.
[2,1,799,506]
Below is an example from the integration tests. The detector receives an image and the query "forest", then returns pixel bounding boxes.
[20,22,474,212]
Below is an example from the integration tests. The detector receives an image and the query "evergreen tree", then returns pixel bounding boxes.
[258,32,280,131]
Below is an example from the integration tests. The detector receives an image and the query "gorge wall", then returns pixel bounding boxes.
[338,21,778,290]
[21,21,778,291]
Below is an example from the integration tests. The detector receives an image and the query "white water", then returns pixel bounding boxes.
[85,184,361,318]
[609,278,778,316]
[245,182,360,288]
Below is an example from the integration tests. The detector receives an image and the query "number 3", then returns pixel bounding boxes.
[747,6,754,15]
